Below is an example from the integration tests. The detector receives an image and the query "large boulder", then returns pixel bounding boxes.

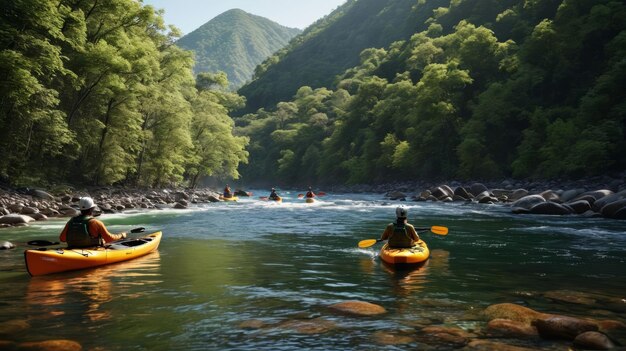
[469,183,488,197]
[511,195,546,210]
[533,315,598,340]
[453,186,472,200]
[560,188,585,202]
[579,190,614,201]
[592,190,626,212]
[17,339,82,351]
[32,189,54,200]
[486,319,539,338]
[0,214,35,225]
[528,202,573,215]
[509,189,529,201]
[565,200,592,214]
[600,198,626,219]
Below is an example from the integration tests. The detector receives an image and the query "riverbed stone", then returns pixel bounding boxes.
[238,319,268,329]
[486,319,539,338]
[565,200,592,214]
[573,331,615,350]
[16,339,82,351]
[469,183,488,197]
[483,303,548,325]
[0,241,15,250]
[0,214,35,225]
[581,189,614,201]
[540,190,560,202]
[509,189,529,201]
[600,198,626,219]
[328,301,386,316]
[419,326,470,347]
[533,315,598,340]
[0,319,30,335]
[454,186,472,200]
[543,290,596,305]
[465,340,538,351]
[277,318,337,334]
[528,202,572,215]
[511,195,545,210]
[592,190,626,212]
[372,330,415,345]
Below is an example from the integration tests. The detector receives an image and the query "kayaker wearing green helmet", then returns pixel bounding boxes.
[380,206,420,248]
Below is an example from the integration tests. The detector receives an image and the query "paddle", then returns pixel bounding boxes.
[27,227,146,247]
[357,226,449,248]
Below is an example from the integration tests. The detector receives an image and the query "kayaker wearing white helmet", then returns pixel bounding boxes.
[59,197,127,248]
[379,206,420,248]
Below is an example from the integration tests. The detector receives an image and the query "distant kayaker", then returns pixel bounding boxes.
[305,186,315,198]
[380,206,420,248]
[269,188,279,200]
[223,184,232,198]
[59,197,127,248]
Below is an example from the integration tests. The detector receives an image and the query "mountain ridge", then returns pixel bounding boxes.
[176,9,301,89]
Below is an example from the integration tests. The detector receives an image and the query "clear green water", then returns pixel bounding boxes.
[1,191,624,350]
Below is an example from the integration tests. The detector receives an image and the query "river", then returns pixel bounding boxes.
[1,191,625,350]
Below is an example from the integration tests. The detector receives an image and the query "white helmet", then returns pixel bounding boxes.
[396,206,408,218]
[79,197,96,210]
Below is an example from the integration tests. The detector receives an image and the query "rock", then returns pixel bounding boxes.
[469,183,488,197]
[0,319,30,335]
[561,189,585,202]
[486,319,539,338]
[573,331,615,350]
[276,318,336,334]
[454,186,472,199]
[0,214,35,225]
[16,339,82,351]
[431,187,450,200]
[580,190,614,201]
[528,202,572,215]
[512,207,531,214]
[533,315,598,340]
[234,190,251,197]
[612,207,626,219]
[328,301,386,316]
[387,191,406,200]
[173,202,187,209]
[592,190,626,212]
[29,213,48,221]
[372,330,415,345]
[540,190,560,202]
[565,200,592,214]
[19,206,39,215]
[0,241,15,250]
[207,195,221,203]
[419,326,470,347]
[509,189,529,201]
[600,198,626,219]
[238,319,268,329]
[511,195,545,210]
[32,189,54,200]
[465,340,538,351]
[543,290,596,305]
[483,303,548,325]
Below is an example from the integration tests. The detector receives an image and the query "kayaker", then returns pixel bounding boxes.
[223,184,232,198]
[269,188,279,200]
[380,206,420,248]
[59,197,127,248]
[305,186,315,198]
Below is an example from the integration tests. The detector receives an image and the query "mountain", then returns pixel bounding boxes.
[176,9,301,89]
[237,0,448,113]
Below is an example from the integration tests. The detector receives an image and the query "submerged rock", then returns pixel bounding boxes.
[17,339,82,351]
[328,301,386,316]
[486,319,539,338]
[533,315,598,340]
[483,303,548,325]
[573,331,615,350]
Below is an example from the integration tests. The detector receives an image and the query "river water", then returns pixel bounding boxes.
[0,191,625,350]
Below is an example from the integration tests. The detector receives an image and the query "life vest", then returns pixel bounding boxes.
[66,215,101,248]
[388,223,414,248]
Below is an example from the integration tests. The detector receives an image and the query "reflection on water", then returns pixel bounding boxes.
[26,252,161,323]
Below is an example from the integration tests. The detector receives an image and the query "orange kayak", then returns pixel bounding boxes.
[379,240,429,266]
[24,232,162,276]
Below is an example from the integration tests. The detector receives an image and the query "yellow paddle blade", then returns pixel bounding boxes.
[358,239,379,248]
[430,226,448,235]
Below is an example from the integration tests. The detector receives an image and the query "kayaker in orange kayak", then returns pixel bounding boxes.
[59,197,127,248]
[305,186,316,198]
[380,206,420,248]
[223,184,232,198]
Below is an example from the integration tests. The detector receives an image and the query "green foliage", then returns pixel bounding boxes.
[176,9,301,90]
[0,0,249,187]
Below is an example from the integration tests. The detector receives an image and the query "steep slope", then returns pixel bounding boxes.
[176,9,301,89]
[237,0,447,113]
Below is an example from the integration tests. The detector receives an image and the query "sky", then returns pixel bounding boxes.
[142,0,348,35]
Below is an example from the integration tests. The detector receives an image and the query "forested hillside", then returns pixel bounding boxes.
[0,0,248,187]
[236,0,626,185]
[176,9,301,90]
[238,0,449,113]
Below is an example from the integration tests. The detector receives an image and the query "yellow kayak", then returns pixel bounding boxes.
[273,196,283,203]
[24,232,162,276]
[379,240,430,266]
[305,198,315,203]
[220,195,238,202]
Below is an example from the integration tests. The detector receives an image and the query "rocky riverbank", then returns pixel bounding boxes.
[0,186,253,232]
[350,175,626,220]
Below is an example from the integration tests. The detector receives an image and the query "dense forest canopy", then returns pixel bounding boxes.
[236,0,626,185]
[0,0,248,187]
[176,9,301,90]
